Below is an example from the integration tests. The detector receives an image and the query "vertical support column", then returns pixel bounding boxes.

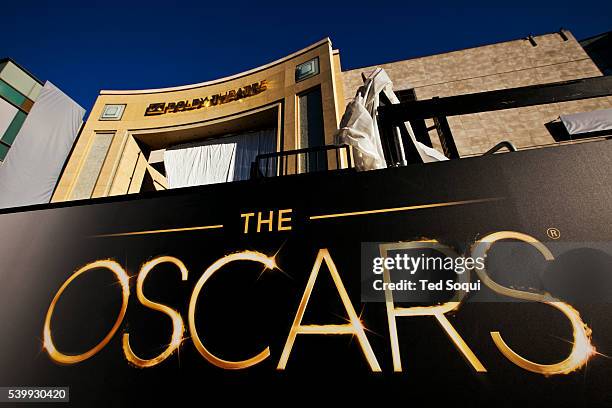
[434,115,460,159]
[410,119,433,147]
[378,110,422,165]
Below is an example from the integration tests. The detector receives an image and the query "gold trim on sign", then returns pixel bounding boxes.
[94,224,224,237]
[309,198,503,220]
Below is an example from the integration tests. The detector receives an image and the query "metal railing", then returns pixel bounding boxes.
[251,144,353,178]
[377,76,612,165]
[484,141,518,155]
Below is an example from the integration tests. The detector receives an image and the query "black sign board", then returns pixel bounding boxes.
[0,141,611,406]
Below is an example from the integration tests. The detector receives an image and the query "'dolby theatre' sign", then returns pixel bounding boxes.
[144,80,268,116]
[0,140,611,406]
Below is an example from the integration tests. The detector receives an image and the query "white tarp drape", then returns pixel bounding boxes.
[561,108,612,135]
[0,81,85,209]
[335,68,446,171]
[164,128,276,188]
[0,98,19,137]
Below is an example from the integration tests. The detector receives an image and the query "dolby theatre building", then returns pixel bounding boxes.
[52,31,612,201]
[53,39,345,200]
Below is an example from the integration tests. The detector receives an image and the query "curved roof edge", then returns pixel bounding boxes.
[101,38,332,95]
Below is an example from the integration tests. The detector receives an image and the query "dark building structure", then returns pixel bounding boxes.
[581,30,612,75]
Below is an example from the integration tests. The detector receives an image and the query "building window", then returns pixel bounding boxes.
[1,111,27,146]
[0,79,30,111]
[100,104,126,121]
[0,60,43,101]
[295,58,320,83]
[0,60,42,162]
[298,86,326,172]
[0,99,27,161]
[0,143,8,162]
[70,132,115,199]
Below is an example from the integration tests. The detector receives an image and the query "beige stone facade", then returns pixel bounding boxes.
[53,30,612,203]
[342,30,611,156]
[53,39,343,202]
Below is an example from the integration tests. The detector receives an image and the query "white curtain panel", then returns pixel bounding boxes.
[561,108,612,135]
[234,128,276,180]
[0,81,84,208]
[164,141,236,188]
[164,128,276,188]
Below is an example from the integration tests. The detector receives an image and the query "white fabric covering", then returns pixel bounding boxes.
[0,82,84,209]
[336,98,385,170]
[164,141,236,188]
[560,108,612,135]
[419,143,449,162]
[164,128,276,188]
[335,68,446,171]
[0,98,18,138]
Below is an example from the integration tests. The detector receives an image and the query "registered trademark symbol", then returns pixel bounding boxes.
[546,227,561,239]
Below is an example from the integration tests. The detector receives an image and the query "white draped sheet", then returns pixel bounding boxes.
[335,68,446,171]
[0,81,85,208]
[164,128,276,188]
[561,108,612,135]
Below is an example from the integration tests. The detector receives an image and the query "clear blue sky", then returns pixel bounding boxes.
[2,0,610,112]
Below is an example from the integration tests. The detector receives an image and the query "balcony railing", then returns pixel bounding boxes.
[377,75,612,165]
[251,144,353,178]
